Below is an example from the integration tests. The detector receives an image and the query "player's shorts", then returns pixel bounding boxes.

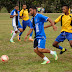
[55,31,72,42]
[13,21,22,31]
[22,19,31,30]
[33,38,46,49]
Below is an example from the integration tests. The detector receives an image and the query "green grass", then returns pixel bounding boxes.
[0,13,72,72]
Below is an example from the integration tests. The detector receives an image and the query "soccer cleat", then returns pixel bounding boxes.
[53,51,58,60]
[41,60,50,64]
[17,35,21,41]
[11,30,13,36]
[29,38,34,41]
[60,48,67,54]
[10,39,15,43]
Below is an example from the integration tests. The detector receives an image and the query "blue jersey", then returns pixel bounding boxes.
[10,9,20,26]
[30,13,48,39]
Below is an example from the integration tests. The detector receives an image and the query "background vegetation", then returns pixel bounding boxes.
[0,0,72,13]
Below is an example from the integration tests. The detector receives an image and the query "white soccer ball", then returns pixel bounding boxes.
[0,55,9,62]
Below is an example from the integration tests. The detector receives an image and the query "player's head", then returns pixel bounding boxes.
[62,4,69,13]
[29,6,37,16]
[22,4,27,10]
[15,5,19,10]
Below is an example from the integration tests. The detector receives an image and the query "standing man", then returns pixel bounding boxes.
[10,5,23,43]
[24,6,58,64]
[18,4,33,41]
[44,5,72,54]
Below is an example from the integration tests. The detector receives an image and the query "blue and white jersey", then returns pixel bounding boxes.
[30,13,49,39]
[10,9,20,26]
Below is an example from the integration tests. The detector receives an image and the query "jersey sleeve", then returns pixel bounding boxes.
[39,14,49,22]
[54,15,62,23]
[20,10,23,16]
[10,10,14,15]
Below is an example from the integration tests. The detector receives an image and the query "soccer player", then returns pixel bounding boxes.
[24,6,58,64]
[18,4,33,41]
[44,5,72,54]
[10,5,23,43]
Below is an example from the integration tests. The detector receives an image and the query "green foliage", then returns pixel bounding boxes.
[0,0,72,13]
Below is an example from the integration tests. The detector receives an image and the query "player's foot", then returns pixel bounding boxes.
[10,39,15,43]
[29,38,34,41]
[53,51,58,60]
[60,48,67,54]
[41,60,50,64]
[11,30,13,36]
[17,35,21,41]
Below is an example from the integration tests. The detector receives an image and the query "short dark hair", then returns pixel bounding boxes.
[62,4,69,9]
[30,6,37,10]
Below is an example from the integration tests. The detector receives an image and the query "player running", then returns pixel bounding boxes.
[10,5,23,43]
[44,5,72,54]
[18,4,33,41]
[24,6,58,64]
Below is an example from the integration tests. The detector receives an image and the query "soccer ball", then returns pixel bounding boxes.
[0,55,9,62]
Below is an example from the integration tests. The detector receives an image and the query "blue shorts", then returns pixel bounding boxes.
[18,21,23,28]
[13,21,22,31]
[55,31,72,42]
[22,19,31,30]
[34,38,46,49]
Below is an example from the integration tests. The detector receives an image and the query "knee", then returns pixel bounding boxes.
[70,44,72,47]
[38,48,43,52]
[15,31,18,33]
[20,29,23,32]
[52,43,56,47]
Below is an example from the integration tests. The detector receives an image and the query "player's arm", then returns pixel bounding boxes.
[24,29,33,41]
[47,18,57,31]
[10,14,18,18]
[44,22,56,29]
[19,10,23,19]
[10,10,18,18]
[44,15,61,29]
[20,10,26,19]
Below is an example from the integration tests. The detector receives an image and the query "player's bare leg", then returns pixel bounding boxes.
[17,28,23,41]
[53,41,67,54]
[10,31,18,43]
[34,47,50,64]
[69,40,72,47]
[38,48,58,60]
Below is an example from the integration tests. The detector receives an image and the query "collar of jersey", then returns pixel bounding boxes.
[34,13,38,17]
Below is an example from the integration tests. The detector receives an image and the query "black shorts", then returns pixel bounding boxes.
[33,39,38,48]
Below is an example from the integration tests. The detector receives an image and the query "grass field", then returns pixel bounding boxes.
[0,13,72,72]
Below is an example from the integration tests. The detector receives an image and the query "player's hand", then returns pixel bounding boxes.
[53,25,57,31]
[24,35,28,41]
[44,27,46,29]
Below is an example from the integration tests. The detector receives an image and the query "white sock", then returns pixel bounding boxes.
[50,50,54,55]
[29,36,32,39]
[11,32,16,40]
[43,56,50,61]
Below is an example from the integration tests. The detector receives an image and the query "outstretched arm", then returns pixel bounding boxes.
[24,29,33,41]
[46,18,57,31]
[44,22,56,29]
